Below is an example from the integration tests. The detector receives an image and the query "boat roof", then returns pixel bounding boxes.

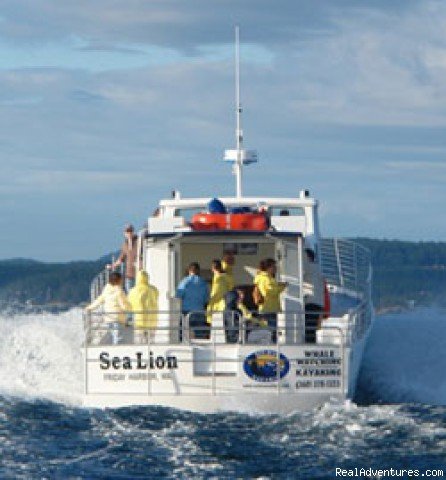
[159,195,317,210]
[148,193,317,238]
[144,230,303,240]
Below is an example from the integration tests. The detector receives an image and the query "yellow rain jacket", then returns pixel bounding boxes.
[206,272,230,323]
[237,301,252,320]
[86,284,131,324]
[221,260,235,291]
[238,301,268,327]
[256,271,286,313]
[253,270,263,286]
[128,271,159,330]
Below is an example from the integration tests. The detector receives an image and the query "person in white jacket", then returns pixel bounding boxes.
[86,272,131,345]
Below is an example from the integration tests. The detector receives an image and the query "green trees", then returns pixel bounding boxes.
[355,238,446,267]
[0,258,108,307]
[354,239,446,309]
[0,240,445,310]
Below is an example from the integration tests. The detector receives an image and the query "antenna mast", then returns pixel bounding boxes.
[223,26,258,198]
[235,26,243,197]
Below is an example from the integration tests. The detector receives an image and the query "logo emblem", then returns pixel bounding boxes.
[243,350,290,382]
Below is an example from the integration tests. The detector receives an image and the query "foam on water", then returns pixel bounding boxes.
[358,306,446,406]
[0,308,84,405]
[1,397,445,479]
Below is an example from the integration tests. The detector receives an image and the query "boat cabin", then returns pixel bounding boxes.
[134,192,322,344]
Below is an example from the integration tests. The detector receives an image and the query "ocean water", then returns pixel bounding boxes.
[1,308,446,479]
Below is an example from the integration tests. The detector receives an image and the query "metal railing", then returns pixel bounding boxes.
[320,238,373,341]
[90,268,110,302]
[347,299,373,343]
[320,238,372,299]
[82,309,354,346]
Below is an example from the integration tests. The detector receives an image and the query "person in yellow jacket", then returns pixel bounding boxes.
[206,259,230,326]
[128,270,159,344]
[221,250,235,291]
[256,258,287,313]
[85,272,131,345]
[256,258,287,341]
[252,259,267,306]
[253,259,267,288]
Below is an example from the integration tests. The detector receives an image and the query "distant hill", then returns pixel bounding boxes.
[354,238,446,310]
[0,257,109,308]
[0,240,445,310]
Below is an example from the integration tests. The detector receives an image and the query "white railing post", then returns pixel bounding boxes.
[334,238,344,287]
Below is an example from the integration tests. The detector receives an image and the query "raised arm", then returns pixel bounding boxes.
[112,244,127,269]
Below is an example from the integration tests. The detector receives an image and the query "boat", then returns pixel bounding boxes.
[82,29,373,413]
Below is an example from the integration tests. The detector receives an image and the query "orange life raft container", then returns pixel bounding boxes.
[191,213,268,231]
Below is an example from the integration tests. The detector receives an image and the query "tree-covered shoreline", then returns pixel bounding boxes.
[0,239,445,311]
[354,238,446,310]
[0,257,109,309]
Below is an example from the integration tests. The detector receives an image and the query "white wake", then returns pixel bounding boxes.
[360,306,446,405]
[0,308,84,405]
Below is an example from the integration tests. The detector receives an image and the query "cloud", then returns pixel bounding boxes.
[0,1,417,49]
[76,42,146,55]
[266,2,446,127]
[0,1,445,260]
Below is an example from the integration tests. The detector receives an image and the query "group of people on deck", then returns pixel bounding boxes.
[86,224,159,344]
[86,224,326,345]
[86,270,159,345]
[175,253,287,342]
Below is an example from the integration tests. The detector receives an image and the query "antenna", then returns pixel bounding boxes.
[235,26,241,151]
[223,26,258,198]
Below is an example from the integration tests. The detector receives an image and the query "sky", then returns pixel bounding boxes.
[0,0,445,261]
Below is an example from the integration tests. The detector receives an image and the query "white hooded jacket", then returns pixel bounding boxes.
[86,283,131,324]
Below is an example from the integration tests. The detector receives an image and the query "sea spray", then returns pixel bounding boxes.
[357,306,446,405]
[0,308,84,404]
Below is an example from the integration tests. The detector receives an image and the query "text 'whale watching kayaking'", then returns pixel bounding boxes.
[82,28,373,413]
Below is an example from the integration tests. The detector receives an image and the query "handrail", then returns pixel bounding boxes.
[320,237,373,344]
[320,238,372,300]
[83,308,362,349]
[347,299,372,342]
[89,268,110,302]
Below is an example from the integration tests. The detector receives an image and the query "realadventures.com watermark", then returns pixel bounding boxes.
[335,467,444,478]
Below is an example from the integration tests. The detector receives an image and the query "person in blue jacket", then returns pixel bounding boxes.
[176,262,209,340]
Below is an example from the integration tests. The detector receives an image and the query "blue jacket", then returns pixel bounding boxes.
[176,274,209,312]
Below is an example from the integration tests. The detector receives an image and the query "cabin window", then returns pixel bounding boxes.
[175,208,204,221]
[223,242,258,255]
[270,207,305,217]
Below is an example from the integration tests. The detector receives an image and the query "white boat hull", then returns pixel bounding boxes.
[81,330,370,413]
[82,391,345,413]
